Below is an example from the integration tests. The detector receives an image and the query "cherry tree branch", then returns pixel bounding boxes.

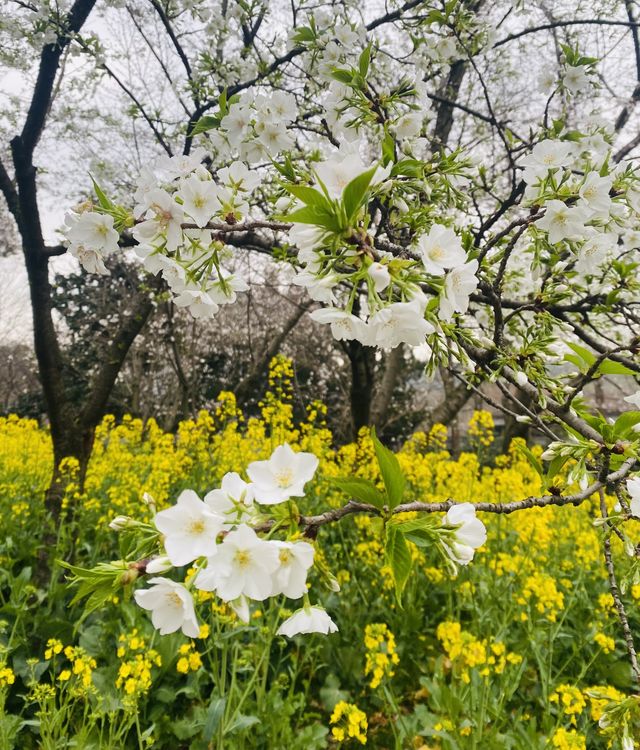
[494,19,640,48]
[257,457,637,535]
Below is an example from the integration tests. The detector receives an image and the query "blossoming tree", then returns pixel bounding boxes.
[5,0,640,740]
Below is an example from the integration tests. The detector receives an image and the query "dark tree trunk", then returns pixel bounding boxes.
[345,339,376,439]
[370,346,404,431]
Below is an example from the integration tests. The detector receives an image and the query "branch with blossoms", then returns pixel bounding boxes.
[66,432,489,641]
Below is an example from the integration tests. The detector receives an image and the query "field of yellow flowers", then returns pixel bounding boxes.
[0,357,637,749]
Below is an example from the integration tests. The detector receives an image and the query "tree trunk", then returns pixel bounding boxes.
[345,339,376,439]
[370,346,404,431]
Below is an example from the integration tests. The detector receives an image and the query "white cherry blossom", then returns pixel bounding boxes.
[134,578,199,637]
[626,477,640,517]
[172,288,220,319]
[442,503,487,565]
[368,262,391,292]
[277,606,338,637]
[520,140,574,184]
[314,145,390,199]
[563,65,590,94]
[178,175,221,228]
[154,489,224,565]
[217,162,261,193]
[535,200,589,245]
[65,212,120,255]
[578,172,613,219]
[418,224,466,275]
[369,298,434,349]
[247,443,319,505]
[271,541,315,599]
[69,245,109,275]
[309,308,370,343]
[195,524,279,601]
[439,260,479,321]
[624,390,640,409]
[133,188,185,252]
[204,471,255,526]
[574,232,615,274]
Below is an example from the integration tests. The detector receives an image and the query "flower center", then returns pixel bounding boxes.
[279,549,293,565]
[234,549,252,568]
[166,591,183,607]
[188,519,206,535]
[275,468,294,488]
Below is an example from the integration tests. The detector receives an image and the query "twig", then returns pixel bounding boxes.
[599,487,640,688]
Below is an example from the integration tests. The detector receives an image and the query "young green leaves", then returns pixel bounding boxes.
[332,428,405,513]
[280,164,379,234]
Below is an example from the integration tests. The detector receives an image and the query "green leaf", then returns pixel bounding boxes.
[191,115,220,135]
[565,342,596,367]
[391,516,439,534]
[277,204,341,232]
[358,45,371,78]
[284,183,330,209]
[385,525,412,604]
[342,166,377,221]
[598,360,636,376]
[564,342,634,377]
[226,714,260,735]
[331,68,354,85]
[516,443,543,477]
[90,176,114,211]
[291,26,315,45]
[203,697,227,741]
[371,427,405,508]
[332,477,386,509]
[613,410,640,439]
[390,515,439,549]
[218,87,228,116]
[381,129,395,166]
[544,454,569,487]
[390,158,422,178]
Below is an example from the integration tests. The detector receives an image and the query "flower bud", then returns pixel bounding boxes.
[394,197,409,213]
[109,515,134,532]
[142,492,157,513]
[541,447,556,461]
[275,196,290,212]
[625,539,635,558]
[119,567,140,586]
[368,262,391,292]
[146,556,173,574]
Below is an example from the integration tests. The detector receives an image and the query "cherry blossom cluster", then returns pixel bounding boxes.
[117,442,487,640]
[518,126,640,281]
[287,143,479,351]
[210,91,298,164]
[63,149,259,318]
[131,443,337,639]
